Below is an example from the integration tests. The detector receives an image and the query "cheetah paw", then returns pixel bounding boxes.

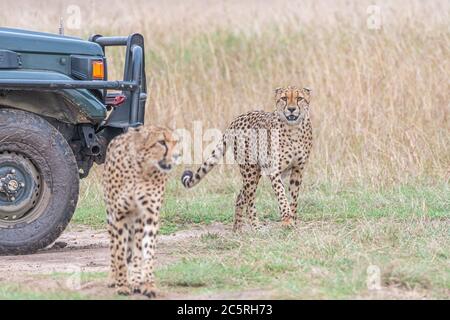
[115,285,131,296]
[281,218,295,228]
[232,224,244,233]
[107,279,116,288]
[139,283,157,298]
[130,282,142,294]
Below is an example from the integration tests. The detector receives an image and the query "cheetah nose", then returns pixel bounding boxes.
[287,107,296,113]
[158,160,172,170]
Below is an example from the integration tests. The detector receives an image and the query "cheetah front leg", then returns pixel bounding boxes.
[289,166,304,222]
[128,217,144,294]
[106,215,117,288]
[140,213,158,298]
[134,194,160,298]
[110,215,131,295]
[269,173,294,227]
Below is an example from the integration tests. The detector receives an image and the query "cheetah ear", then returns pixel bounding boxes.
[302,87,312,103]
[274,87,283,98]
[135,126,160,149]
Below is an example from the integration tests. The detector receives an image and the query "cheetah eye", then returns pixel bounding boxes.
[281,97,287,102]
[157,140,166,146]
[297,97,304,102]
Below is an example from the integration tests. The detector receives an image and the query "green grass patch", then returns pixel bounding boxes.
[0,283,92,300]
[68,178,450,298]
[156,218,450,299]
[5,214,449,299]
[73,178,450,233]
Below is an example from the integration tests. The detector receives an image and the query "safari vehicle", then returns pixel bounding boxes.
[0,28,147,255]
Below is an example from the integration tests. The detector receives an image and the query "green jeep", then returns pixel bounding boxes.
[0,28,147,255]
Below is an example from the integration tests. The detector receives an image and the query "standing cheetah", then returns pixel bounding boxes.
[181,86,313,230]
[103,125,179,297]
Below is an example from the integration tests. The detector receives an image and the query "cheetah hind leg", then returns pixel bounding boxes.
[246,178,261,230]
[247,203,262,231]
[241,166,261,231]
[233,190,246,232]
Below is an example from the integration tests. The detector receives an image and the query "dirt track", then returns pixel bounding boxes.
[1,223,229,274]
[0,223,245,299]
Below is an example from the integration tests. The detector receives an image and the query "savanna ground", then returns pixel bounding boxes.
[0,0,449,299]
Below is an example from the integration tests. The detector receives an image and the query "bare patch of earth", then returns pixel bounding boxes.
[0,223,238,299]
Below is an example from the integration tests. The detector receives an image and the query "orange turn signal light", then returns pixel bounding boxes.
[92,61,104,79]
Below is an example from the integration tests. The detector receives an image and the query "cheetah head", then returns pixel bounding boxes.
[134,126,181,174]
[274,86,311,125]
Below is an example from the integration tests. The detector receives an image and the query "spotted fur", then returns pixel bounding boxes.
[181,86,313,230]
[103,125,179,297]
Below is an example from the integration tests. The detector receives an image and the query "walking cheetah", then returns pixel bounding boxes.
[103,125,179,297]
[181,86,312,230]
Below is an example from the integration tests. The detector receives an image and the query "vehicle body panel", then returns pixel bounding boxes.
[0,70,106,123]
[0,28,103,56]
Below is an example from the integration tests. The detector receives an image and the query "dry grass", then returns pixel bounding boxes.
[2,0,449,239]
[1,2,449,300]
[1,0,449,188]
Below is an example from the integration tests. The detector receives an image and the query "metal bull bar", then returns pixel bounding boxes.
[0,33,147,128]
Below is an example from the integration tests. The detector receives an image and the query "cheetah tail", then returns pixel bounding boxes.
[181,136,227,188]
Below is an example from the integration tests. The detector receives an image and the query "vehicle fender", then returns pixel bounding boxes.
[0,70,106,124]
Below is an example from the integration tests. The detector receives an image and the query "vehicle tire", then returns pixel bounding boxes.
[0,108,79,255]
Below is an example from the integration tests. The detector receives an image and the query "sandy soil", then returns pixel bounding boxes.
[0,223,247,299]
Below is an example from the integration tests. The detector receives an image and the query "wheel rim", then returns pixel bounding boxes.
[0,151,44,227]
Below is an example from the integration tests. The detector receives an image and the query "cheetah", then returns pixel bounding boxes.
[181,86,312,231]
[102,125,179,297]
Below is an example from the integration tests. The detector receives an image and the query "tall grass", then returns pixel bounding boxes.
[1,0,449,187]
